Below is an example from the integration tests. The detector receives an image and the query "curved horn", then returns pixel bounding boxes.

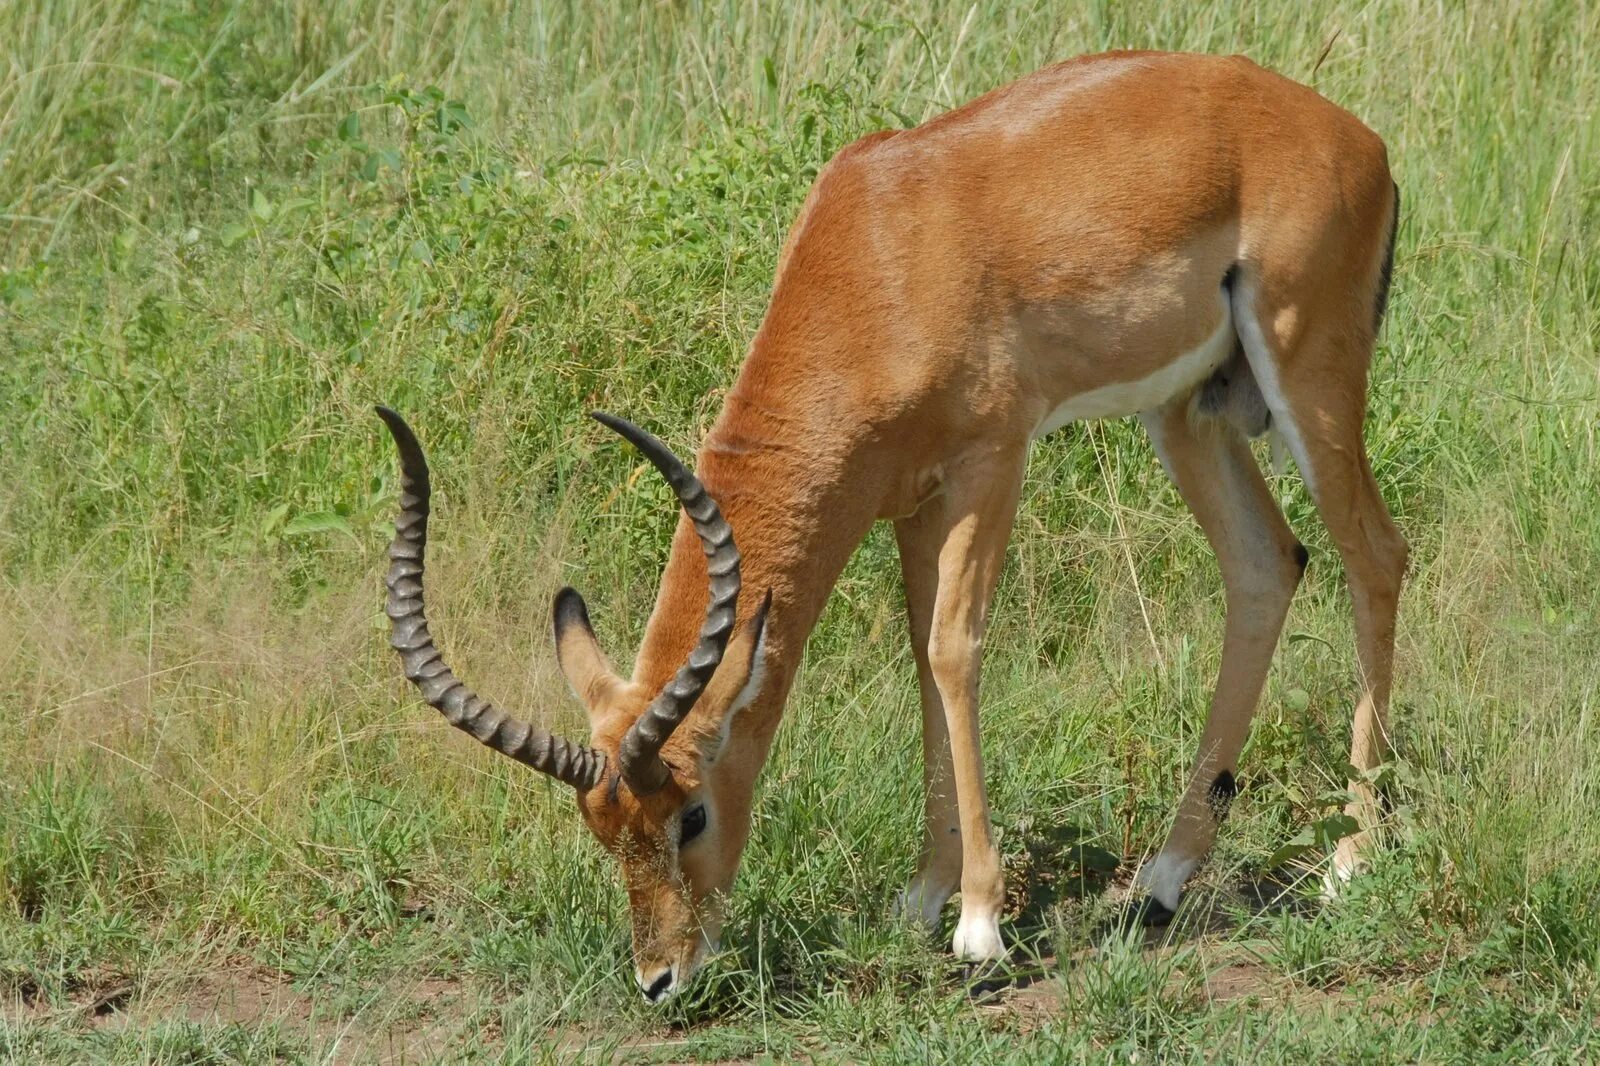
[591,412,739,796]
[376,406,606,790]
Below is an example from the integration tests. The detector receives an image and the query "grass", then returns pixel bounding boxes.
[2,0,1599,1060]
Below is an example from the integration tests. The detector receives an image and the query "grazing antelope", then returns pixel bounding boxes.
[377,50,1404,1002]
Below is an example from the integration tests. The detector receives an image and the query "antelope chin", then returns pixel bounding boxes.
[672,932,718,990]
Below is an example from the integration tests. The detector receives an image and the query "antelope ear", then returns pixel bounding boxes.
[702,592,772,761]
[553,587,621,709]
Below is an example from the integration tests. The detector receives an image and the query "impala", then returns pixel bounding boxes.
[376,51,1404,1002]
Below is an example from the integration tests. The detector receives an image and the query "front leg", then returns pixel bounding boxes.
[893,516,963,929]
[897,444,1029,961]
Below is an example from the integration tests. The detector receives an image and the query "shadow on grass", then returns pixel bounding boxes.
[644,818,1330,1023]
[960,816,1324,1001]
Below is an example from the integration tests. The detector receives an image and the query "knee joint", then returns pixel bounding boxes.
[1230,541,1305,606]
[1360,529,1409,602]
[1272,541,1308,596]
[926,631,981,690]
[1388,533,1410,584]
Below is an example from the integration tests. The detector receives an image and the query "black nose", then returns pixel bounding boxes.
[643,969,674,1003]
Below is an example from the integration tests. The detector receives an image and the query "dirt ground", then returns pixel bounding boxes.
[3,942,1353,1064]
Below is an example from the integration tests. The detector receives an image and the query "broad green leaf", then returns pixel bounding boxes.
[276,198,318,219]
[259,501,291,536]
[283,510,353,538]
[1315,813,1360,846]
[436,100,471,133]
[1267,826,1318,869]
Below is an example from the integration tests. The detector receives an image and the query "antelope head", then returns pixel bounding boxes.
[375,407,769,1002]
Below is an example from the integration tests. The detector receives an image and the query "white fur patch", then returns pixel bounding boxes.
[727,628,767,717]
[1032,291,1235,439]
[896,871,958,930]
[1135,852,1198,912]
[1230,276,1315,495]
[952,906,1006,961]
[710,624,767,760]
[634,964,677,1002]
[1321,845,1366,901]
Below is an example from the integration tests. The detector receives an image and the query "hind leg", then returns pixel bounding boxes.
[1233,276,1409,888]
[1135,401,1306,913]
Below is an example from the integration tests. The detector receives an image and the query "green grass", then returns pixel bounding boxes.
[3,0,1599,1060]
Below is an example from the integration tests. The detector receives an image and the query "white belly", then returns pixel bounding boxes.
[1030,298,1235,439]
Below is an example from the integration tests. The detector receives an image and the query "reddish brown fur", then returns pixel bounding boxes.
[543,51,1403,996]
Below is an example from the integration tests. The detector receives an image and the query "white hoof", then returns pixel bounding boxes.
[951,909,1006,961]
[1134,852,1197,912]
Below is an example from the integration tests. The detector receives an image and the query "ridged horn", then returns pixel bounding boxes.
[591,411,740,796]
[375,406,606,790]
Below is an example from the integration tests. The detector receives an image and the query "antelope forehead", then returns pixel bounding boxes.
[578,800,632,847]
[581,783,652,841]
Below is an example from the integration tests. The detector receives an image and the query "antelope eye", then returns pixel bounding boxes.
[679,804,707,845]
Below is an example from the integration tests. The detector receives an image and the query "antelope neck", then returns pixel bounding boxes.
[627,402,872,738]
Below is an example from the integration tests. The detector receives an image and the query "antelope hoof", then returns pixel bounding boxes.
[951,909,1006,962]
[1124,896,1175,930]
[1321,838,1368,899]
[1134,852,1197,914]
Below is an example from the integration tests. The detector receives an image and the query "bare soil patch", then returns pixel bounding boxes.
[6,964,479,1063]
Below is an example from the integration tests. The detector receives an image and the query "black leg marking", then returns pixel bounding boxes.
[1374,180,1400,332]
[1208,770,1238,822]
[1293,543,1309,574]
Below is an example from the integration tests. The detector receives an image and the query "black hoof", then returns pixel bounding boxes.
[1122,895,1176,931]
[959,958,1013,1001]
